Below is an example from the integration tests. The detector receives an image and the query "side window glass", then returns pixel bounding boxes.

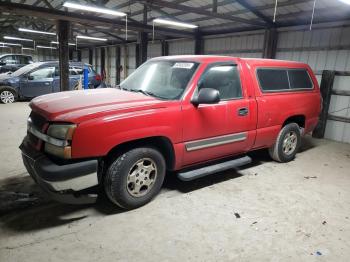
[199,65,242,100]
[288,69,313,89]
[257,69,289,91]
[1,55,16,64]
[29,67,55,80]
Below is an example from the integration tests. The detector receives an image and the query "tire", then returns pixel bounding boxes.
[0,88,16,104]
[104,147,166,210]
[268,123,301,163]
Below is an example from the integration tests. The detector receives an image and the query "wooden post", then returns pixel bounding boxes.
[57,20,70,91]
[312,70,335,138]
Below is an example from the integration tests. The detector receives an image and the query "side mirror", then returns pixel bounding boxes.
[191,88,220,106]
[28,75,34,80]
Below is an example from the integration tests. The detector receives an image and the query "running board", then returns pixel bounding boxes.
[177,156,252,181]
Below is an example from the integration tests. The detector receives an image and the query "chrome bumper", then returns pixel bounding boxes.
[20,137,99,204]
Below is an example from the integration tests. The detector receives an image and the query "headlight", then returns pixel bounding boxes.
[45,124,76,159]
[47,124,76,140]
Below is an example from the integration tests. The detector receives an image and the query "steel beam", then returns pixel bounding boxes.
[137,0,267,27]
[0,2,194,38]
[57,20,70,92]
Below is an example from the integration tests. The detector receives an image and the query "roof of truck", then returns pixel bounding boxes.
[152,55,309,68]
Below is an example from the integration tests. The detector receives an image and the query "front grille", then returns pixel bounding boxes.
[28,111,48,149]
[29,111,47,131]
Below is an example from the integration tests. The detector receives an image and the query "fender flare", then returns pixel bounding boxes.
[0,85,19,98]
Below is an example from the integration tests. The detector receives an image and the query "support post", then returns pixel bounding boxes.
[194,31,203,55]
[263,28,278,59]
[212,0,217,13]
[77,50,81,62]
[312,70,335,138]
[116,46,121,85]
[101,47,105,81]
[88,48,93,65]
[136,4,148,67]
[161,40,168,56]
[57,20,70,91]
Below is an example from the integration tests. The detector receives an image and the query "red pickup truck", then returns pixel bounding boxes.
[20,56,321,209]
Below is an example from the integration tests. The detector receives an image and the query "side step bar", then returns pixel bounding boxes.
[177,156,252,181]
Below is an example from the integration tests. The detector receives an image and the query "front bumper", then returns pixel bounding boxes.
[20,137,99,204]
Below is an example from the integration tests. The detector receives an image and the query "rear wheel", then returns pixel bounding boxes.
[0,88,16,104]
[269,123,301,163]
[104,147,166,210]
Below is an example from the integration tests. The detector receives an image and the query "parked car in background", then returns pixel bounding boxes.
[20,56,321,210]
[0,54,33,74]
[0,61,103,103]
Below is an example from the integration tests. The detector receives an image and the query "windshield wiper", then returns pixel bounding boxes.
[128,89,167,100]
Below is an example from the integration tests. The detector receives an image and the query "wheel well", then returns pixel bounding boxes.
[0,86,18,97]
[283,115,305,128]
[106,136,176,171]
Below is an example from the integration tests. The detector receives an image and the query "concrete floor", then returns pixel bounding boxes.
[0,102,349,262]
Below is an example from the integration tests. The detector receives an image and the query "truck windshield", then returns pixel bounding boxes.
[120,60,199,100]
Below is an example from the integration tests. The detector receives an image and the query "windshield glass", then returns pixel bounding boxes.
[120,60,199,100]
[12,63,42,77]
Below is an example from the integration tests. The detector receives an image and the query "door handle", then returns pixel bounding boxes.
[238,107,249,116]
[44,82,50,86]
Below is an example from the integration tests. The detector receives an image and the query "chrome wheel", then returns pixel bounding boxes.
[0,90,15,104]
[126,158,157,197]
[283,131,297,155]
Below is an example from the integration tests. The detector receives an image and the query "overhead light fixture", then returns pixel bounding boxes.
[338,0,350,4]
[19,28,56,36]
[51,41,76,46]
[0,46,10,48]
[76,35,107,41]
[22,47,35,50]
[36,45,57,49]
[153,18,198,29]
[0,42,22,46]
[4,36,33,42]
[63,2,126,16]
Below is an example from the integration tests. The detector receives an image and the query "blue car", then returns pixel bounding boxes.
[0,61,104,104]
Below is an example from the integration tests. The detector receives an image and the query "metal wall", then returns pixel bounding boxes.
[168,39,195,55]
[147,41,162,59]
[276,26,350,143]
[81,49,89,64]
[203,31,265,58]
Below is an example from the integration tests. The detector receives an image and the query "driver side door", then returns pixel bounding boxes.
[20,66,55,98]
[182,62,250,166]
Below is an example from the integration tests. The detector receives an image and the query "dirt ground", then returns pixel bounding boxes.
[0,102,349,262]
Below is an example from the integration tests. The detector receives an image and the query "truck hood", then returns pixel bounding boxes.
[30,88,168,123]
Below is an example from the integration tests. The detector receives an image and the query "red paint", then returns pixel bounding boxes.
[29,56,321,170]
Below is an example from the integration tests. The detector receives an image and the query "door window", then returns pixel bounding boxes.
[0,55,16,65]
[198,65,242,100]
[28,67,55,80]
[17,56,31,64]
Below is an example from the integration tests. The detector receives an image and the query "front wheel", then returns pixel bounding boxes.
[269,123,301,163]
[104,147,166,210]
[0,88,16,104]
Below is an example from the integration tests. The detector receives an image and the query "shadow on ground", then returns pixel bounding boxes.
[0,138,317,232]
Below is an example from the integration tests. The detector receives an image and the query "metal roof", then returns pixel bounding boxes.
[0,0,350,47]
